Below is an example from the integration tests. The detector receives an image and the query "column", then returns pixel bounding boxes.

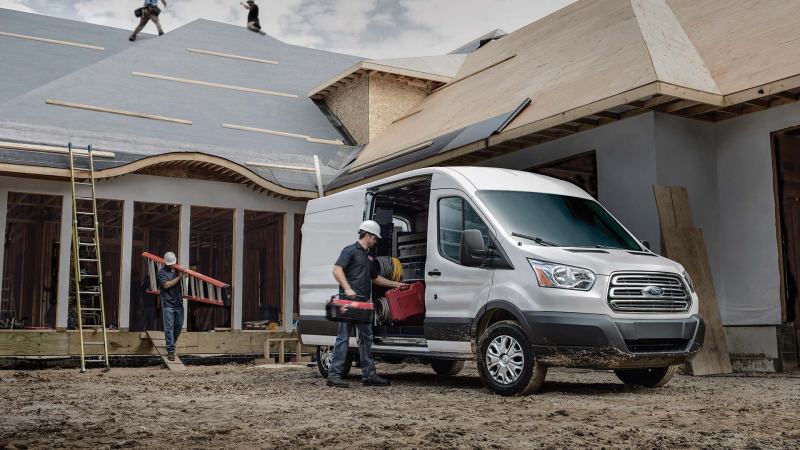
[179,203,191,330]
[118,200,134,330]
[232,208,244,330]
[0,190,7,306]
[283,213,295,332]
[56,193,73,329]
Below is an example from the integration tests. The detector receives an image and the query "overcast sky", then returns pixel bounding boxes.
[0,0,576,58]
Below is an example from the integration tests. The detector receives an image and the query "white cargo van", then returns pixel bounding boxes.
[298,167,704,396]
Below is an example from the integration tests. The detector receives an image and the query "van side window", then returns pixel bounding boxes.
[438,197,491,264]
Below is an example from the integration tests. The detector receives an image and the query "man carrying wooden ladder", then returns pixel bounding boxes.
[157,252,185,361]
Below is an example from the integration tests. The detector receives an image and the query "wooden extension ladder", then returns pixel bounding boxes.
[68,143,110,373]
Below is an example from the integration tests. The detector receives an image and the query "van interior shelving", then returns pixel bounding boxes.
[369,177,432,342]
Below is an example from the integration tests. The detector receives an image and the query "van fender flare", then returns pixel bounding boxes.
[474,300,532,342]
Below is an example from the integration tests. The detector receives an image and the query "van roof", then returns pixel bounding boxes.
[351,166,593,199]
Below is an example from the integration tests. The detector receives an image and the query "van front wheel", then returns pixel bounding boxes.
[316,345,352,379]
[614,366,677,387]
[477,320,547,396]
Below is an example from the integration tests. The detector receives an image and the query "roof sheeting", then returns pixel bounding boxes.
[0,12,362,193]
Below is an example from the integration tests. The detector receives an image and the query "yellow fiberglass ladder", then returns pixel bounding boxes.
[68,143,110,373]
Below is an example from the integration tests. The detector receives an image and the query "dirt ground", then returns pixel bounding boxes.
[0,361,799,449]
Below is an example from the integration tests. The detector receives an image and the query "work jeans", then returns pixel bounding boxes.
[131,9,163,38]
[328,321,376,380]
[161,302,183,353]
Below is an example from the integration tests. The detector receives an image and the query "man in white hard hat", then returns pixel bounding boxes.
[157,251,185,361]
[327,220,409,388]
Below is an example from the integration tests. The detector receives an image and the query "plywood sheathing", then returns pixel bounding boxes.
[346,0,800,176]
[653,185,732,376]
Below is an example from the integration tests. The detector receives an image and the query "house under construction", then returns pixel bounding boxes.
[1,0,799,371]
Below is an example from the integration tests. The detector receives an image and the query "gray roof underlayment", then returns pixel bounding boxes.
[0,10,362,193]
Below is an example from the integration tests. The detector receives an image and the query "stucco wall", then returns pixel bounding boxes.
[325,75,369,145]
[368,73,429,142]
[712,101,800,325]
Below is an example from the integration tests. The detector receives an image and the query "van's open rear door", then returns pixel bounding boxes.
[298,188,368,345]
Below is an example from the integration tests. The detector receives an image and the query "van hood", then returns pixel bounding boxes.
[513,243,683,276]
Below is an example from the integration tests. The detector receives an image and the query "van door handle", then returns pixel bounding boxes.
[427,270,441,276]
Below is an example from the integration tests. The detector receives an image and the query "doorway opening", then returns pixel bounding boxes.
[129,202,180,332]
[774,129,800,345]
[189,206,233,331]
[242,211,283,329]
[1,193,62,329]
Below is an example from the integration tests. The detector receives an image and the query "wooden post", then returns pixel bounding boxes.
[283,213,295,332]
[232,208,244,330]
[179,203,191,330]
[278,339,285,364]
[56,193,73,330]
[0,189,7,311]
[118,200,134,330]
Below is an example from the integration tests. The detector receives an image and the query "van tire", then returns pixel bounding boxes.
[316,345,352,379]
[430,359,465,376]
[477,320,547,396]
[614,366,677,388]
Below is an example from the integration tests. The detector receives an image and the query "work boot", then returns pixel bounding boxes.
[167,352,175,361]
[326,377,349,388]
[129,35,136,42]
[362,376,390,386]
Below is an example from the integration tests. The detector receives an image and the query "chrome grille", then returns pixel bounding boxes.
[607,272,690,313]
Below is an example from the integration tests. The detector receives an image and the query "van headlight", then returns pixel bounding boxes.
[528,259,595,291]
[682,270,695,293]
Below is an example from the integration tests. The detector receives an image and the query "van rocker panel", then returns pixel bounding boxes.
[523,312,705,369]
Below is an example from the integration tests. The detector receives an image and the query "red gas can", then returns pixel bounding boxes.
[385,282,425,323]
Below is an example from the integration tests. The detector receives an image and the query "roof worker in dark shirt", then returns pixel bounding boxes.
[327,220,409,388]
[129,0,167,42]
[157,251,185,361]
[240,0,266,35]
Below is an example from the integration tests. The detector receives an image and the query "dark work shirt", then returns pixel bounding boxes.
[335,242,377,299]
[157,266,183,308]
[248,4,259,22]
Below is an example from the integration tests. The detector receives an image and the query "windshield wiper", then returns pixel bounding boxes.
[511,232,560,247]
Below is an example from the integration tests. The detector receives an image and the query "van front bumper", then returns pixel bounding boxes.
[522,312,705,369]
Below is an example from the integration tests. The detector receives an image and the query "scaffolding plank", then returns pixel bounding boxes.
[146,330,187,371]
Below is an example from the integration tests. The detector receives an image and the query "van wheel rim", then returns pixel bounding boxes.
[486,335,524,385]
[320,346,333,371]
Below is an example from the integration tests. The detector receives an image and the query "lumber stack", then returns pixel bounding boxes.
[653,185,732,375]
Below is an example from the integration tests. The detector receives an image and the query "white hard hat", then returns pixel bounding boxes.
[164,251,177,266]
[358,220,381,238]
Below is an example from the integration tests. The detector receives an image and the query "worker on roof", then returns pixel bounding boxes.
[158,251,185,361]
[129,0,167,42]
[240,0,266,35]
[327,221,409,388]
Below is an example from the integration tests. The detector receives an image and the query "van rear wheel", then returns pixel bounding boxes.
[430,359,465,376]
[614,366,677,387]
[316,345,352,379]
[477,320,547,396]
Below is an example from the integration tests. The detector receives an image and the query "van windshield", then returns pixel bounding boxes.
[476,190,642,250]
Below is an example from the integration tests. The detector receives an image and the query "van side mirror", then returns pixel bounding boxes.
[640,240,651,250]
[460,229,486,267]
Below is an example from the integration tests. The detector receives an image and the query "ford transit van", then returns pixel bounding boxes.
[298,167,704,396]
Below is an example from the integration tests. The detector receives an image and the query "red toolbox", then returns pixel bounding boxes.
[386,282,425,323]
[326,295,375,324]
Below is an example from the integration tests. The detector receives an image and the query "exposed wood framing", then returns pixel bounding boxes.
[131,72,298,98]
[45,99,192,125]
[222,123,343,145]
[0,30,104,50]
[185,48,278,65]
